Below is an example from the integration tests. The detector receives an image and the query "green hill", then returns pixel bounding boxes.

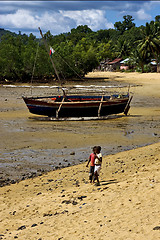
[0,28,17,40]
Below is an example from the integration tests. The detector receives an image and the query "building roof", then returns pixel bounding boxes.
[108,58,122,65]
[120,58,129,64]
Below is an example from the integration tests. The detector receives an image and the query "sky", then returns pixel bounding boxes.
[0,1,160,37]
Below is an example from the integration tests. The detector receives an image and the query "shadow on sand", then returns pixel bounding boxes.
[101,179,118,186]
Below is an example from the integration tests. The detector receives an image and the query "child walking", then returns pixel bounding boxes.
[94,146,102,186]
[86,146,96,183]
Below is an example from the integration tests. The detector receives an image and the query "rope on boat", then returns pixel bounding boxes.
[54,53,84,81]
[30,42,39,96]
[38,27,66,97]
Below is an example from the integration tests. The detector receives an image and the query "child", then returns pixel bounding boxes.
[94,146,102,186]
[86,146,96,183]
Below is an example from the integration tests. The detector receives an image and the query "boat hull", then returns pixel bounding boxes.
[23,95,130,118]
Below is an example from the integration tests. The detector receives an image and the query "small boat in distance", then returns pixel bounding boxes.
[22,28,133,120]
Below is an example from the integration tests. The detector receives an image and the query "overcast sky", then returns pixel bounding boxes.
[0,1,160,37]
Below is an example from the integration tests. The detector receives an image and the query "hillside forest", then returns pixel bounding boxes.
[1,15,160,82]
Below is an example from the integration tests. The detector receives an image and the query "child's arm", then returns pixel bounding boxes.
[96,154,102,163]
[86,156,91,167]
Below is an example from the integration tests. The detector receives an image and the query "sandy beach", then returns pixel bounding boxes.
[0,72,160,239]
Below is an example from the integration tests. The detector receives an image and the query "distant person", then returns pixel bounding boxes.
[94,146,102,186]
[86,146,96,183]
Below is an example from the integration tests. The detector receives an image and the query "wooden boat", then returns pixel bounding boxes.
[22,94,131,119]
[22,28,132,120]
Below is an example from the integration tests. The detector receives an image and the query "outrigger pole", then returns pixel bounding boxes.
[38,27,66,97]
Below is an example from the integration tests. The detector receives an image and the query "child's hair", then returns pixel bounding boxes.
[96,146,101,152]
[93,146,97,151]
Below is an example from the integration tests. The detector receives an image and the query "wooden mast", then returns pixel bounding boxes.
[38,27,65,96]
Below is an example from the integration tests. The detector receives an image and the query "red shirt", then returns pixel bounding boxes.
[89,153,95,166]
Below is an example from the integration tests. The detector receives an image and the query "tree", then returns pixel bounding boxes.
[96,42,112,61]
[0,34,23,80]
[67,25,93,45]
[114,15,135,34]
[155,15,160,23]
[115,39,131,58]
[130,49,149,73]
[137,22,160,72]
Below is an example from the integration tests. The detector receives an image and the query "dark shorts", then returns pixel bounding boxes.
[89,166,95,176]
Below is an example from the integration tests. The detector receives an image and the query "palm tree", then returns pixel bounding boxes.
[137,22,160,72]
[130,49,149,73]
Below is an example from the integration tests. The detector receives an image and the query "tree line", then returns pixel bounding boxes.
[1,15,160,82]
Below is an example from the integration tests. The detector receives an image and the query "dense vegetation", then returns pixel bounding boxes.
[1,15,160,82]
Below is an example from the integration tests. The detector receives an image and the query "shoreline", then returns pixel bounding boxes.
[0,71,160,239]
[0,71,160,186]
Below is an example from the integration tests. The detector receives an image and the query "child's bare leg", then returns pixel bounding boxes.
[94,172,100,185]
[89,174,92,183]
[94,172,98,182]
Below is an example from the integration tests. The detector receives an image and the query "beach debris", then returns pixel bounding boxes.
[37,192,42,195]
[47,179,54,182]
[153,226,160,230]
[17,225,26,230]
[31,224,37,228]
[61,210,68,214]
[70,151,75,155]
[43,213,53,217]
[62,200,72,204]
[153,133,158,136]
[62,199,78,205]
[75,180,80,187]
[124,130,134,136]
[9,210,16,215]
[72,201,78,205]
[77,196,87,200]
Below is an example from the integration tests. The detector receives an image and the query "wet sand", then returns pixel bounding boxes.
[0,72,160,184]
[0,72,160,239]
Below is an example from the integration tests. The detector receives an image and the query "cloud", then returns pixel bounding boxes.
[136,9,152,21]
[0,1,159,36]
[0,9,76,35]
[0,7,113,36]
[0,1,148,15]
[60,9,114,31]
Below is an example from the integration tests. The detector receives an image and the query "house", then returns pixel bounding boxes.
[96,59,110,71]
[150,60,157,72]
[107,58,122,71]
[97,58,122,72]
[120,58,129,70]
